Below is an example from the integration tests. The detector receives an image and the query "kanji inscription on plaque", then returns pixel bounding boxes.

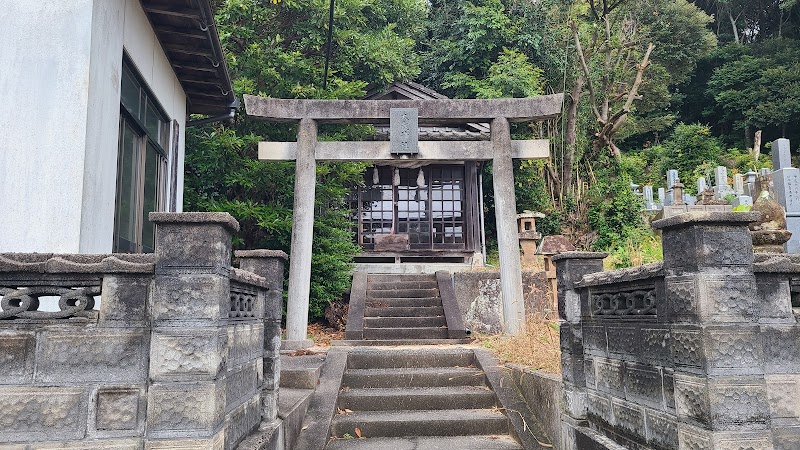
[390,108,419,154]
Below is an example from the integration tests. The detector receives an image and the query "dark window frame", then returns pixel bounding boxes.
[113,54,170,253]
[349,164,475,252]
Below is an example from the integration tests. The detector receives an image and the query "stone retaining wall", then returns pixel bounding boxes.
[0,212,286,450]
[555,212,800,450]
[454,270,551,334]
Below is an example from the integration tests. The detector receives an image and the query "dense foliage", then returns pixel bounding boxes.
[184,0,800,326]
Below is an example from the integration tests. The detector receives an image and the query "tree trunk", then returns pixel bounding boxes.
[753,130,762,165]
[563,75,585,198]
[729,11,740,44]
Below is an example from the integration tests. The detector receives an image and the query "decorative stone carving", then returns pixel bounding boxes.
[591,286,657,318]
[0,285,99,319]
[229,283,258,319]
[96,388,141,431]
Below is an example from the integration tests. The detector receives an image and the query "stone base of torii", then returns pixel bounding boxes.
[243,94,564,347]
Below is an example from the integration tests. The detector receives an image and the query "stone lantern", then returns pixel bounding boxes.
[537,235,576,313]
[517,211,544,266]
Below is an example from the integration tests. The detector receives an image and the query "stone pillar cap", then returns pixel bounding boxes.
[517,210,545,219]
[149,212,240,233]
[651,211,761,230]
[235,249,289,261]
[550,251,608,262]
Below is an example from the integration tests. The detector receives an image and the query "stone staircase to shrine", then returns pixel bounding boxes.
[324,347,540,450]
[343,272,470,344]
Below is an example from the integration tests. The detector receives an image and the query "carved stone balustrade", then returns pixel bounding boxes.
[0,212,286,450]
[555,212,800,450]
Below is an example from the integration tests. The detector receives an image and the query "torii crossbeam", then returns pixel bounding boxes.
[244,93,564,347]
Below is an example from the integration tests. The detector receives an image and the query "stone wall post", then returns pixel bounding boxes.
[652,212,770,448]
[235,250,288,422]
[492,117,526,334]
[285,118,318,349]
[147,212,240,448]
[552,251,607,450]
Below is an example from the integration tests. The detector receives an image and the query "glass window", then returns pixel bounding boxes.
[113,58,169,253]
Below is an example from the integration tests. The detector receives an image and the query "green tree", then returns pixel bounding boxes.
[184,0,426,321]
[706,39,800,141]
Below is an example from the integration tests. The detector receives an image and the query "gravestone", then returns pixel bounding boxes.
[643,186,656,210]
[658,187,666,206]
[713,166,734,200]
[744,171,758,197]
[731,173,751,206]
[773,138,792,170]
[697,177,707,193]
[733,173,745,195]
[732,195,753,208]
[666,169,679,189]
[771,139,800,252]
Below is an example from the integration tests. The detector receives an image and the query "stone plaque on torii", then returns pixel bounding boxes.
[244,93,564,347]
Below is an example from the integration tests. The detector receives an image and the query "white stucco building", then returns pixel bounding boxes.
[0,0,235,253]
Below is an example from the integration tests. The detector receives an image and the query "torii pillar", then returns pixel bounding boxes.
[284,118,317,349]
[491,117,525,334]
[244,94,564,345]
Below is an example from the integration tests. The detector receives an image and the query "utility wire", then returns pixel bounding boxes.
[323,0,335,89]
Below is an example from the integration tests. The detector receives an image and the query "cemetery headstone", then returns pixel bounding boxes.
[643,185,656,210]
[744,171,758,197]
[697,177,707,193]
[667,169,679,189]
[772,138,792,170]
[713,166,734,200]
[733,173,745,195]
[771,139,800,252]
[732,195,753,208]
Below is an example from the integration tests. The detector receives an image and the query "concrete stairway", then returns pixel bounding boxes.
[324,348,524,450]
[364,274,448,340]
[344,273,469,343]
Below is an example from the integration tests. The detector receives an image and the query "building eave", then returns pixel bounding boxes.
[140,0,236,116]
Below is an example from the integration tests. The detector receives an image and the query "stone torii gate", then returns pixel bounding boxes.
[244,94,563,348]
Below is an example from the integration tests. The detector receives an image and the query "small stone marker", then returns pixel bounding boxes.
[714,166,728,187]
[713,166,734,199]
[390,108,419,155]
[773,138,792,170]
[658,187,665,204]
[697,177,707,193]
[732,196,753,208]
[768,139,800,252]
[744,171,758,197]
[667,170,679,190]
[643,186,657,210]
[733,173,745,195]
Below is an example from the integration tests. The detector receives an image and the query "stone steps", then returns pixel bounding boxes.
[365,297,441,307]
[330,409,511,437]
[279,354,324,389]
[342,367,487,388]
[363,327,448,340]
[367,288,440,298]
[331,339,473,346]
[364,306,444,317]
[363,316,446,328]
[337,386,498,411]
[325,435,523,450]
[323,348,522,449]
[345,348,476,369]
[367,274,437,282]
[368,280,439,290]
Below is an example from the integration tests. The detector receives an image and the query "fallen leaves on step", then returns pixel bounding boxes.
[354,427,362,438]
